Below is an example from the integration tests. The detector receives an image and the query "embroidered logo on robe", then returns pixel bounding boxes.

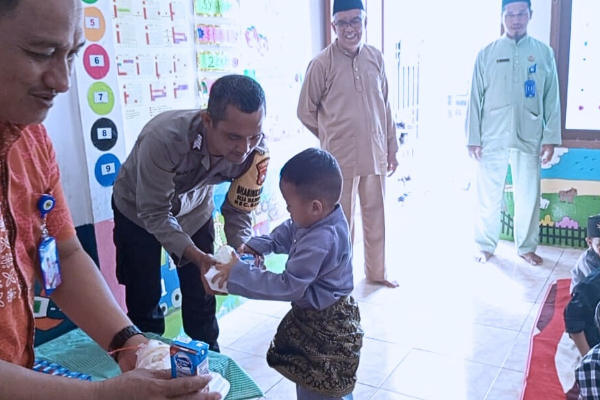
[227,151,270,212]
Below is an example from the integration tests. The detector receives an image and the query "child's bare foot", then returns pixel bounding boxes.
[474,251,493,263]
[521,252,543,266]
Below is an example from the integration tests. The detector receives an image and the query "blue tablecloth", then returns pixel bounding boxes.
[35,329,263,400]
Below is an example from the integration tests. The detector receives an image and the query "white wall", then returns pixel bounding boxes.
[528,0,552,44]
[45,72,93,226]
[309,0,327,54]
[366,0,383,50]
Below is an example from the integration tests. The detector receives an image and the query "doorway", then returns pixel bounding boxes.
[383,0,500,192]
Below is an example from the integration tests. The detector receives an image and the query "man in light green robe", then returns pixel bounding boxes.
[466,0,561,265]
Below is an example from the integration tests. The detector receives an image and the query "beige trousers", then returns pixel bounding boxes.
[340,175,387,281]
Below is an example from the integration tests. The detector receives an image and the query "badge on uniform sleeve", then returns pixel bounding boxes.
[227,152,270,212]
[37,194,62,295]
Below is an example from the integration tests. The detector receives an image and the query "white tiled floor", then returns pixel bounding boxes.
[218,161,579,399]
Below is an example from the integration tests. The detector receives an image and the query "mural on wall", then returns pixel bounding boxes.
[33,285,76,346]
[501,148,600,247]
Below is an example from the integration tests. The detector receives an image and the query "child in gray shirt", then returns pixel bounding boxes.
[213,148,362,400]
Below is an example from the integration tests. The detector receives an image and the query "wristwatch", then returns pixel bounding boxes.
[108,325,144,362]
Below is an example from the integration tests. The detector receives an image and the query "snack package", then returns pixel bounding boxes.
[204,245,235,293]
[205,245,260,293]
[135,339,171,370]
[214,245,235,263]
[204,265,229,293]
[209,370,231,399]
[170,338,209,378]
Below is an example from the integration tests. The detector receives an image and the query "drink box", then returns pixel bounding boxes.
[170,339,209,378]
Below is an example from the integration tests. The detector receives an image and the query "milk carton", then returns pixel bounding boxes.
[170,338,209,378]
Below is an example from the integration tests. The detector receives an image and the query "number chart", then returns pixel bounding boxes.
[74,0,128,222]
[111,0,198,153]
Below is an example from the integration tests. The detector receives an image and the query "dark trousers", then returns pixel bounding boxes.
[112,199,220,351]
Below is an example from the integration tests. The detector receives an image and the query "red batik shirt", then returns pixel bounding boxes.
[0,121,75,368]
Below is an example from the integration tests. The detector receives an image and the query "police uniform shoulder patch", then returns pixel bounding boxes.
[227,151,270,212]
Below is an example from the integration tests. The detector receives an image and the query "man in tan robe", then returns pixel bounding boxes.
[297,0,399,288]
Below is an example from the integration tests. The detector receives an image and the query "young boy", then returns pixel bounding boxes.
[564,214,600,355]
[213,148,363,400]
[576,302,600,397]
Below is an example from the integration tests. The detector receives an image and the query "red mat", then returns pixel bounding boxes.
[521,279,581,400]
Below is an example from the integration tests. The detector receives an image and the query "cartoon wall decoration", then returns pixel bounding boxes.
[33,286,76,346]
[501,147,600,247]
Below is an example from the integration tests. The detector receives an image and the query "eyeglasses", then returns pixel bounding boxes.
[333,17,364,29]
[503,10,529,20]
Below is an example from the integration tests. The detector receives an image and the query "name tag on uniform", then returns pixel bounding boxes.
[39,236,61,295]
[37,194,62,295]
[524,80,536,98]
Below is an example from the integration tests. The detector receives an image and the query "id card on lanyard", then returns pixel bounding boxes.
[38,194,61,295]
[524,63,537,98]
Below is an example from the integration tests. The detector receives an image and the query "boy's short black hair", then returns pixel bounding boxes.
[207,74,266,124]
[280,148,342,207]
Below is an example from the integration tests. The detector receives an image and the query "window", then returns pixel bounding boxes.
[551,0,600,148]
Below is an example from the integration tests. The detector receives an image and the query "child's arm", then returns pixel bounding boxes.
[227,231,332,302]
[571,331,592,356]
[244,219,295,255]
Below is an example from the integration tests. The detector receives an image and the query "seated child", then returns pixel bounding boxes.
[570,215,600,293]
[565,214,600,356]
[213,148,363,400]
[576,302,600,398]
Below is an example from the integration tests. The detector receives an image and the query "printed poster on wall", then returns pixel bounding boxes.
[112,0,199,153]
[565,0,600,130]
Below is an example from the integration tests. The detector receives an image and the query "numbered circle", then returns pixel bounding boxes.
[171,288,182,308]
[83,7,106,42]
[87,82,115,115]
[83,44,110,80]
[94,153,121,187]
[90,118,118,151]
